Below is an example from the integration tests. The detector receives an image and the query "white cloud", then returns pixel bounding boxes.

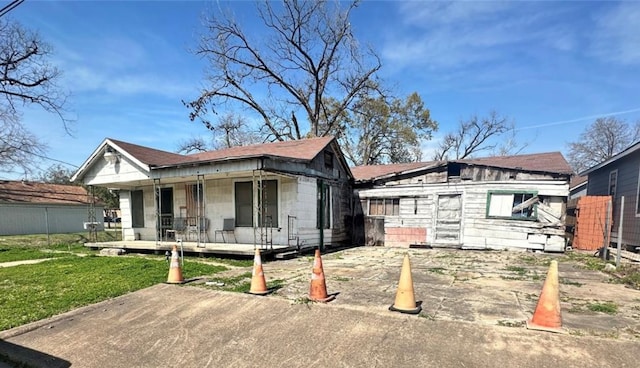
[590,2,640,65]
[383,2,579,71]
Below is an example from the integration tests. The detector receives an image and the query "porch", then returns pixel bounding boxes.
[84,240,297,257]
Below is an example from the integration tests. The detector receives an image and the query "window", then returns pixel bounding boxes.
[131,190,144,228]
[317,183,331,229]
[368,198,399,216]
[235,182,253,227]
[487,191,537,220]
[235,180,279,227]
[259,180,278,227]
[324,151,334,169]
[636,167,640,215]
[609,170,618,198]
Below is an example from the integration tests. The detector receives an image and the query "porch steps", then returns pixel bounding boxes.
[275,250,299,260]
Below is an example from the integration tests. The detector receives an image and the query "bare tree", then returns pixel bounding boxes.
[491,123,532,157]
[184,0,381,142]
[433,111,511,160]
[36,163,73,184]
[177,113,263,153]
[0,111,46,175]
[0,18,70,174]
[568,117,640,173]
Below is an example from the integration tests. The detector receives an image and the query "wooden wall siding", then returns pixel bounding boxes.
[356,180,569,251]
[573,196,612,251]
[385,227,427,247]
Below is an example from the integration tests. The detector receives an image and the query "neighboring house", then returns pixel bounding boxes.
[580,141,640,251]
[71,136,352,251]
[569,175,588,200]
[0,180,102,235]
[352,152,573,251]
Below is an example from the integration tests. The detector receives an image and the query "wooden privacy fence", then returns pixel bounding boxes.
[572,196,612,251]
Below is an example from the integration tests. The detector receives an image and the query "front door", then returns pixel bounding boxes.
[434,194,462,247]
[156,187,174,240]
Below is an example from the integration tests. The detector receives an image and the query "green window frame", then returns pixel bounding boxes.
[486,190,538,220]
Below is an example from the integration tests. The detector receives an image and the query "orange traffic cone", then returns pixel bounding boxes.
[309,248,335,302]
[526,260,563,333]
[249,248,269,295]
[166,245,184,284]
[389,254,421,314]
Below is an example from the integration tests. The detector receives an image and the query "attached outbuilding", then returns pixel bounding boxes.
[0,180,102,236]
[71,136,353,255]
[352,152,573,252]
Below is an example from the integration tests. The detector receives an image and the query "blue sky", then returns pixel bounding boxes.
[4,0,640,179]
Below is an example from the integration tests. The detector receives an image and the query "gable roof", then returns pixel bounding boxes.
[0,180,94,205]
[73,136,344,182]
[351,152,573,182]
[580,140,640,175]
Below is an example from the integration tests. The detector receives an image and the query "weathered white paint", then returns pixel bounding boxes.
[83,154,150,186]
[356,180,569,251]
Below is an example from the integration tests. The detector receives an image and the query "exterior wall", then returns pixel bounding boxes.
[83,154,149,186]
[356,180,568,251]
[0,203,104,235]
[116,174,346,247]
[587,152,640,247]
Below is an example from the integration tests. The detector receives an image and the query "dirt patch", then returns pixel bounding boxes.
[200,247,640,340]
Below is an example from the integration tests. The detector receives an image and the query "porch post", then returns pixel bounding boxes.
[197,173,205,248]
[153,179,161,249]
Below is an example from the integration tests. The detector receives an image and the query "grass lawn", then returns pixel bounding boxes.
[0,254,227,331]
[0,232,119,263]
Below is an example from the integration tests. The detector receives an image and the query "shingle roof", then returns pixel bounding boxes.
[186,136,335,164]
[0,180,94,205]
[569,175,588,189]
[108,139,186,166]
[351,152,573,181]
[108,136,335,167]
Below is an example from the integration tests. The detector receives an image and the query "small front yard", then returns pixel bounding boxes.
[0,232,233,332]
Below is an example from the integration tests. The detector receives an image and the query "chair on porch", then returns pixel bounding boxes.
[172,217,187,240]
[186,217,210,242]
[214,218,236,243]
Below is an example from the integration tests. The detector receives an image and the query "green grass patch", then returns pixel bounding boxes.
[505,266,527,276]
[560,278,583,287]
[561,251,605,271]
[587,302,618,314]
[425,267,446,274]
[0,246,70,263]
[610,265,640,290]
[0,255,226,331]
[333,276,351,282]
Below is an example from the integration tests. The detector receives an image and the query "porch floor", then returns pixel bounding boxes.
[84,240,296,257]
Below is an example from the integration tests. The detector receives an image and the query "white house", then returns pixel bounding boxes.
[71,136,353,255]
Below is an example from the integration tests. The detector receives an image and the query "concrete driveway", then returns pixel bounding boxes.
[1,247,639,367]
